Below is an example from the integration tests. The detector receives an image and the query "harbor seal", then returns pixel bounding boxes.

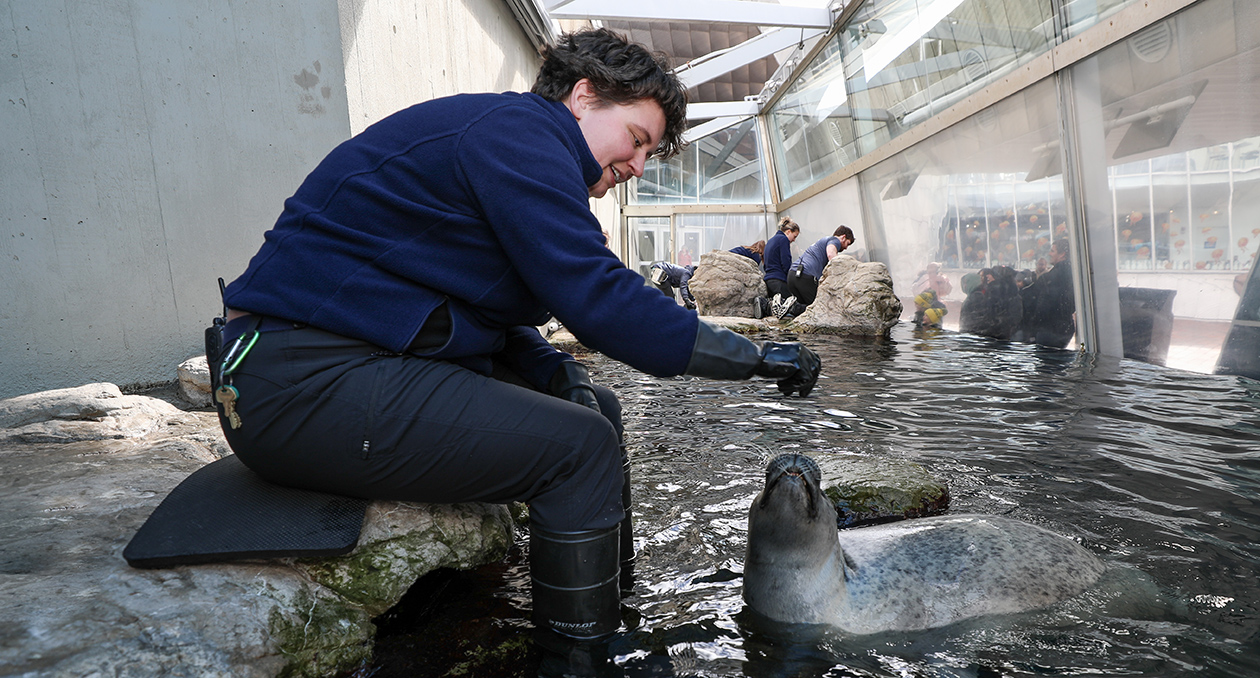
[743,454,1106,633]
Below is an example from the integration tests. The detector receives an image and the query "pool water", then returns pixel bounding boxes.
[354,323,1260,678]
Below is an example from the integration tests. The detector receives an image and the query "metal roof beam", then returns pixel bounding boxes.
[675,26,826,90]
[548,0,833,29]
[684,115,753,142]
[687,101,760,120]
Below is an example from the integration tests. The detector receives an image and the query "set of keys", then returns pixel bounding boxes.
[215,322,260,430]
[216,385,242,429]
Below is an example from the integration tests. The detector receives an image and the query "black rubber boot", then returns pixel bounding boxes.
[618,450,636,596]
[531,525,622,678]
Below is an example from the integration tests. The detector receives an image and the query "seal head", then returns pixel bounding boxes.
[743,454,849,625]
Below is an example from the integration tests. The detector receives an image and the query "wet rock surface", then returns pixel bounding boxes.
[816,454,950,528]
[0,383,514,678]
[791,255,903,336]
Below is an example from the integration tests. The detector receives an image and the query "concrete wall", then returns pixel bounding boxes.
[779,177,867,263]
[1,0,615,399]
[338,0,541,134]
[1,1,351,399]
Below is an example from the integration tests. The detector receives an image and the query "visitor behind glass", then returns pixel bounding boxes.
[1028,238,1075,348]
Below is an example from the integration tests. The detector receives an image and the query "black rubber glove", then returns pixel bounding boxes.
[549,360,601,413]
[756,342,822,397]
[683,321,821,397]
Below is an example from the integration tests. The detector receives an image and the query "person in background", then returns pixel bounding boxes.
[911,261,952,299]
[987,265,1024,340]
[913,288,948,328]
[959,266,1022,340]
[730,240,765,265]
[959,267,991,335]
[782,225,856,319]
[752,217,801,319]
[210,28,820,678]
[1035,257,1049,278]
[1013,268,1039,342]
[649,260,697,309]
[1029,238,1075,347]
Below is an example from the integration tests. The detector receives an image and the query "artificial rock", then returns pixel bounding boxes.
[791,255,903,336]
[0,383,514,678]
[689,250,767,318]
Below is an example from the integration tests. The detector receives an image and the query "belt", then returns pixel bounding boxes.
[223,312,305,344]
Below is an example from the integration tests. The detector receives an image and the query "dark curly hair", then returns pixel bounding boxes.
[532,28,688,159]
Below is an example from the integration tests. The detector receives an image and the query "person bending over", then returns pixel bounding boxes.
[782,225,855,318]
[649,260,697,309]
[729,240,765,265]
[209,28,820,678]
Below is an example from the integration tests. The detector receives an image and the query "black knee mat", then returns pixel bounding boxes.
[124,455,369,568]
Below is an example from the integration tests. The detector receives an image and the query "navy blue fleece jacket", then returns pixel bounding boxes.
[763,231,793,282]
[223,92,698,388]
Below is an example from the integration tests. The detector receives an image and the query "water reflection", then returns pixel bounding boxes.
[363,324,1260,677]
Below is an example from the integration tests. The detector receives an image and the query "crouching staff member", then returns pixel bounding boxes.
[763,217,799,300]
[729,240,765,265]
[648,260,697,309]
[751,217,800,319]
[211,28,820,678]
[785,225,855,318]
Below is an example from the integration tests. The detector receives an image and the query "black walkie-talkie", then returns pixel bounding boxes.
[205,277,227,392]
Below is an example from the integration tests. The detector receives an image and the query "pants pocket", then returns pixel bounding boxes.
[358,360,386,459]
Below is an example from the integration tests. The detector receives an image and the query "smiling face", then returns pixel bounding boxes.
[566,79,666,198]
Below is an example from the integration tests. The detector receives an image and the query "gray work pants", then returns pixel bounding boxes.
[216,324,625,533]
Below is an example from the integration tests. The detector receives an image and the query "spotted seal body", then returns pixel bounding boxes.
[743,454,1106,633]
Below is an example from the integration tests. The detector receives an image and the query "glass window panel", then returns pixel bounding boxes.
[1072,0,1260,373]
[676,213,775,263]
[766,36,857,199]
[627,217,670,279]
[853,78,1066,341]
[769,0,1061,200]
[1233,162,1260,273]
[834,0,1054,164]
[1151,173,1190,270]
[1062,0,1149,38]
[1114,176,1154,270]
[630,118,768,205]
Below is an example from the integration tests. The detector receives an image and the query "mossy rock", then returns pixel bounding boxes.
[817,455,949,528]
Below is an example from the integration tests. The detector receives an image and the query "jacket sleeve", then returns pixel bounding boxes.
[497,325,573,391]
[455,104,698,377]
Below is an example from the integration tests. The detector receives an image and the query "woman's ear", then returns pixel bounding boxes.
[566,78,596,119]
